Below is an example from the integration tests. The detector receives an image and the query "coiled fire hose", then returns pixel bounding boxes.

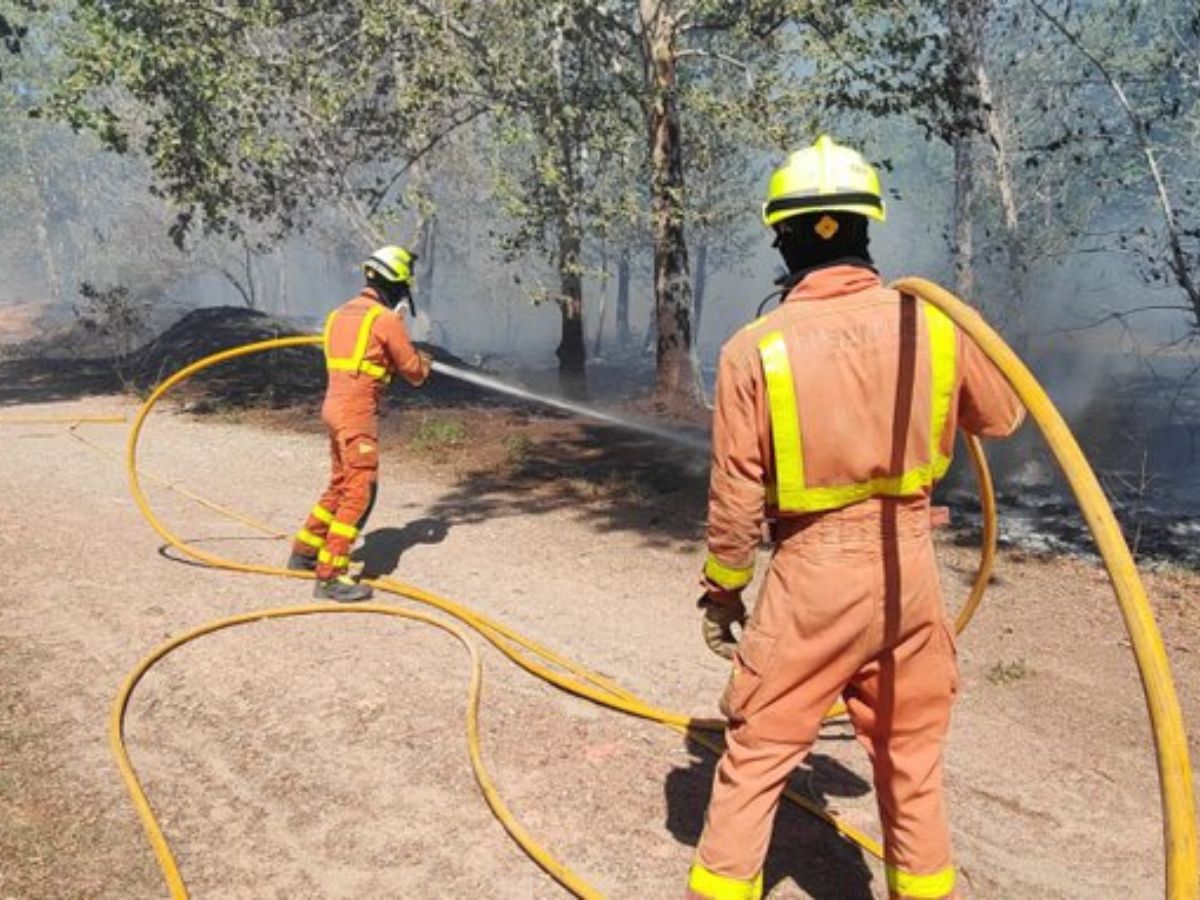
[106,277,1193,897]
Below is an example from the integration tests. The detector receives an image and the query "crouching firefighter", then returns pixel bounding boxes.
[687,136,1025,899]
[288,245,432,602]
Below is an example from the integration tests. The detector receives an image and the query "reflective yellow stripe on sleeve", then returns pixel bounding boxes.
[687,864,763,900]
[328,521,358,540]
[885,864,956,899]
[758,331,805,510]
[704,555,754,591]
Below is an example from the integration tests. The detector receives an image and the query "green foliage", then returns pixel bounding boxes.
[502,432,533,465]
[0,0,286,312]
[51,0,481,246]
[956,0,1200,331]
[36,0,1199,401]
[986,658,1030,686]
[0,0,36,71]
[73,281,151,357]
[409,414,468,452]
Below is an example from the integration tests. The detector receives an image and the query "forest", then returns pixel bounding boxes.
[1,0,1196,403]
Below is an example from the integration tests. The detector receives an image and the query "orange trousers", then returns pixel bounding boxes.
[689,501,959,900]
[292,427,379,579]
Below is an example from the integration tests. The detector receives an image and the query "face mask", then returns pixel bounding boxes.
[376,281,413,314]
[392,283,415,316]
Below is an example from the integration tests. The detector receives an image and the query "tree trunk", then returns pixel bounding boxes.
[277,246,289,316]
[556,218,588,399]
[418,212,436,312]
[15,120,62,304]
[641,0,704,409]
[593,297,607,357]
[616,248,632,349]
[977,62,1030,345]
[694,241,709,330]
[643,299,656,355]
[948,0,1028,343]
[948,0,981,303]
[594,239,608,356]
[221,239,258,309]
[951,134,976,301]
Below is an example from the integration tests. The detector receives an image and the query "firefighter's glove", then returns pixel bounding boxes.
[417,350,434,383]
[699,592,746,660]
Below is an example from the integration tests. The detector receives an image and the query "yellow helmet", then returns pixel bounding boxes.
[762,135,886,227]
[363,245,416,285]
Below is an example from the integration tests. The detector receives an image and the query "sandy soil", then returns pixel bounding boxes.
[1,393,1198,899]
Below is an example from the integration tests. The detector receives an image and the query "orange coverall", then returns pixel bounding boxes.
[690,265,1024,900]
[292,288,428,579]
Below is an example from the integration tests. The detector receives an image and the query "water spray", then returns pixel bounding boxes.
[429,360,710,454]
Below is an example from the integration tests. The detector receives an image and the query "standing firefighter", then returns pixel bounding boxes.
[288,245,432,602]
[688,136,1025,899]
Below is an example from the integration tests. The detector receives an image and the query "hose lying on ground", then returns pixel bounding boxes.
[116,333,923,896]
[100,277,1193,898]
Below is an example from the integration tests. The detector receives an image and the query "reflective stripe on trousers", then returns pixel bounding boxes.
[317,548,350,570]
[687,863,763,900]
[328,520,358,540]
[294,528,324,550]
[886,863,956,898]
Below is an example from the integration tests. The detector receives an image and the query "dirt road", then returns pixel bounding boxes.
[2,394,1198,898]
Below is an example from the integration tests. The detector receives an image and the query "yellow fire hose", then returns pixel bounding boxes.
[893,277,1197,899]
[96,277,1191,896]
[116,333,911,896]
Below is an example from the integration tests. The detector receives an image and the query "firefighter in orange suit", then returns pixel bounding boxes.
[288,245,432,602]
[687,136,1025,900]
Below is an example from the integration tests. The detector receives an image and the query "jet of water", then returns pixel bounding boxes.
[430,360,710,454]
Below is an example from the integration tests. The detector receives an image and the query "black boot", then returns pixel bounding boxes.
[314,574,373,603]
[286,552,318,572]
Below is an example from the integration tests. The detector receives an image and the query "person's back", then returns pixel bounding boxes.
[322,291,427,434]
[689,137,1023,900]
[709,264,1022,565]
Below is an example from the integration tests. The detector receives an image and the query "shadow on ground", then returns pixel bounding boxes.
[665,727,876,898]
[6,303,715,551]
[354,518,451,579]
[421,421,711,550]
